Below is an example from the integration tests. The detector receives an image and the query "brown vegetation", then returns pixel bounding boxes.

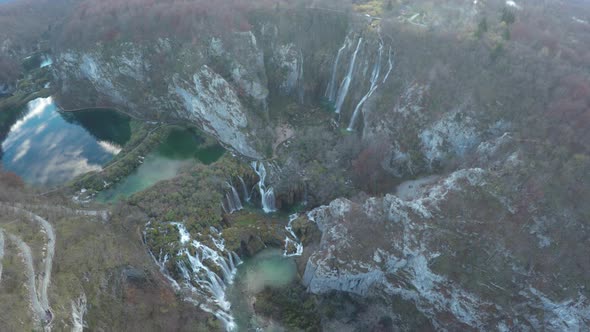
[0,167,24,189]
[351,140,393,194]
[0,0,72,51]
[55,0,308,48]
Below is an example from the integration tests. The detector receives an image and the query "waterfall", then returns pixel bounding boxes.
[71,293,87,332]
[326,41,348,102]
[40,55,52,68]
[334,38,363,114]
[251,161,277,213]
[145,222,182,290]
[223,182,243,214]
[238,176,251,202]
[382,46,394,84]
[297,50,305,104]
[283,214,303,257]
[210,227,226,251]
[148,222,242,331]
[347,42,383,131]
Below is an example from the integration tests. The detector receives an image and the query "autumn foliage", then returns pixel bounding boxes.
[0,168,24,189]
[352,142,392,194]
[546,74,590,153]
[56,0,299,48]
[509,3,590,67]
[0,0,72,51]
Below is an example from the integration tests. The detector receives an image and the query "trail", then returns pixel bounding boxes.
[8,233,50,324]
[2,205,55,317]
[14,203,109,222]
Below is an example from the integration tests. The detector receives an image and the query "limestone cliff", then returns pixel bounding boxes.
[52,35,270,159]
[301,139,590,330]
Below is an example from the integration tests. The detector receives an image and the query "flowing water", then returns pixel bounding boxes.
[326,41,348,102]
[334,38,363,114]
[347,42,383,131]
[96,128,225,201]
[251,161,277,213]
[0,97,131,185]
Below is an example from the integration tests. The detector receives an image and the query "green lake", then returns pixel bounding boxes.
[96,128,225,202]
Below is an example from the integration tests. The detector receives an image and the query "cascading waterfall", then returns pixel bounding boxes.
[326,41,348,102]
[148,222,242,331]
[334,38,363,114]
[251,161,277,213]
[283,214,303,257]
[221,182,243,214]
[238,176,251,202]
[210,226,226,251]
[347,42,384,131]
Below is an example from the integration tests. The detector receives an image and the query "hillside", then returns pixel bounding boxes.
[0,0,589,331]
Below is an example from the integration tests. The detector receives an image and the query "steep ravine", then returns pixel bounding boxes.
[43,7,590,332]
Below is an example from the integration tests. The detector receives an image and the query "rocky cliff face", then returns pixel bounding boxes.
[50,9,351,160]
[43,5,590,331]
[301,136,590,330]
[52,34,272,159]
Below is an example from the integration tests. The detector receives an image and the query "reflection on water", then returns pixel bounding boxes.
[1,97,129,185]
[96,128,225,202]
[61,107,131,146]
[227,249,297,331]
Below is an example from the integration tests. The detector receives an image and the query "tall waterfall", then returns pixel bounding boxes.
[347,42,383,131]
[326,41,348,102]
[382,46,394,84]
[238,176,251,202]
[148,222,242,331]
[334,38,363,114]
[251,161,277,213]
[283,214,303,257]
[222,182,243,214]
